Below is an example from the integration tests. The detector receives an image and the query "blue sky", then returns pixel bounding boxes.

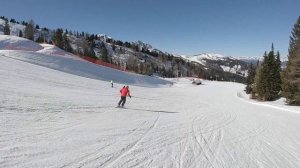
[0,0,299,58]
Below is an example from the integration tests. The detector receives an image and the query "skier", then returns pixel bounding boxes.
[118,86,131,107]
[110,80,114,88]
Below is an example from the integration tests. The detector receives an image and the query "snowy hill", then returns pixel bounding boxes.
[1,45,299,167]
[0,35,172,87]
[0,35,43,51]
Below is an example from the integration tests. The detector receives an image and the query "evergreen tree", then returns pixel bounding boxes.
[254,46,282,101]
[35,36,45,43]
[274,52,282,93]
[245,63,256,94]
[10,18,16,23]
[18,30,23,37]
[112,44,116,51]
[100,43,110,63]
[3,20,10,35]
[267,47,281,99]
[52,28,64,49]
[83,46,96,58]
[253,61,262,98]
[24,20,35,40]
[21,21,27,26]
[282,16,300,105]
[62,33,73,52]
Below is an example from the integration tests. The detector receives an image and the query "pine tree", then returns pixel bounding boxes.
[100,44,110,63]
[24,20,35,40]
[254,46,282,101]
[10,19,16,23]
[3,20,10,35]
[35,36,45,43]
[282,16,300,105]
[112,44,116,51]
[253,61,262,99]
[52,28,64,49]
[18,30,23,37]
[62,33,72,52]
[245,63,256,94]
[267,47,281,100]
[274,52,282,94]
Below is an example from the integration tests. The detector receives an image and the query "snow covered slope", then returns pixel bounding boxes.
[0,35,43,51]
[1,43,300,167]
[0,35,172,87]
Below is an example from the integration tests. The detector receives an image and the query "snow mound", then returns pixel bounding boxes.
[0,35,43,51]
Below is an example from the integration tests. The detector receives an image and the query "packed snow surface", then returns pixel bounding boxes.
[0,35,43,51]
[1,36,300,168]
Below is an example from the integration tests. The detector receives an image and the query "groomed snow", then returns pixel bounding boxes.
[1,36,300,168]
[0,35,43,51]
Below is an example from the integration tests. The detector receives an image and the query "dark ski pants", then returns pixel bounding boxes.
[118,96,126,107]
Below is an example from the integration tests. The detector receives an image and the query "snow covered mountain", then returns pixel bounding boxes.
[0,17,249,82]
[182,53,249,77]
[182,53,226,63]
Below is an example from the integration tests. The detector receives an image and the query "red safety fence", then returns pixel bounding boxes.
[82,56,126,71]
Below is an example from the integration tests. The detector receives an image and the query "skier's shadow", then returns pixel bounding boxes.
[125,108,179,114]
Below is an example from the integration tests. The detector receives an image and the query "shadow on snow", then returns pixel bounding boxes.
[123,107,179,114]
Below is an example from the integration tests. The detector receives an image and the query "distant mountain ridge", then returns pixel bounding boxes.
[181,53,249,77]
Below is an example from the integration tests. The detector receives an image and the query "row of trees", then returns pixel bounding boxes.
[246,45,282,101]
[246,16,300,105]
[1,16,40,27]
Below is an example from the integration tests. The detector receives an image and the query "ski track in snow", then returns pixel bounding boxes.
[1,50,300,168]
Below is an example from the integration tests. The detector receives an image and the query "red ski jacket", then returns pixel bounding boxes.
[120,88,131,97]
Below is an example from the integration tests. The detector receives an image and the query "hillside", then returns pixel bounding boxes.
[0,17,249,83]
[0,35,172,87]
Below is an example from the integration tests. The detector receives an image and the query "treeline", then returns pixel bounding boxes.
[246,16,300,105]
